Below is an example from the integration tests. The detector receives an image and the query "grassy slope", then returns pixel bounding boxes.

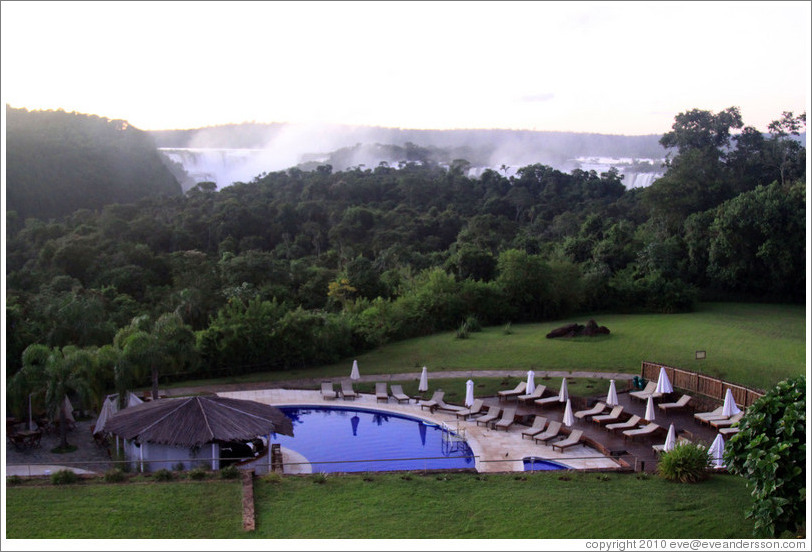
[317,303,806,391]
[5,472,754,539]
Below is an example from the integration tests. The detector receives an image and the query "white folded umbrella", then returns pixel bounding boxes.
[526,370,535,395]
[708,433,726,468]
[558,378,569,402]
[606,379,619,407]
[645,395,656,421]
[721,388,741,417]
[663,424,676,452]
[465,380,475,408]
[563,399,575,427]
[419,366,429,392]
[350,360,360,381]
[655,367,673,394]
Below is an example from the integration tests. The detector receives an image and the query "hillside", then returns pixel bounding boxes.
[5,106,182,221]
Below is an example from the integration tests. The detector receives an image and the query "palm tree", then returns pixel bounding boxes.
[8,344,50,428]
[45,346,91,449]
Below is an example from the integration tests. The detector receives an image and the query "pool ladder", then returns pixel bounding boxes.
[440,421,467,455]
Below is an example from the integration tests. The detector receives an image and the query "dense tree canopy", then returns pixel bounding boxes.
[4,106,806,415]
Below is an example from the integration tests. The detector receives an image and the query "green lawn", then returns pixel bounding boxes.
[5,471,755,539]
[174,302,806,393]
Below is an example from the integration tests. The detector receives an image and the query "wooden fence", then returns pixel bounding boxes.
[640,361,765,408]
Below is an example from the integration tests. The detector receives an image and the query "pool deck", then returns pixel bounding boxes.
[218,388,622,473]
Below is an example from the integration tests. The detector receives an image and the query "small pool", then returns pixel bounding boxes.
[270,405,475,473]
[523,457,567,471]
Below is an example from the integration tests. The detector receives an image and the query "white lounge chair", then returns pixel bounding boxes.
[498,382,527,402]
[574,401,607,420]
[552,429,584,452]
[521,416,548,440]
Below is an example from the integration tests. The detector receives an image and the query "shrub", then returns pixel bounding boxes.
[153,469,175,482]
[464,315,482,332]
[172,462,185,472]
[219,465,240,479]
[7,475,23,486]
[188,467,208,481]
[656,443,710,483]
[50,469,79,485]
[311,472,328,484]
[725,376,806,538]
[103,468,127,483]
[503,322,513,335]
[263,471,283,484]
[455,321,470,339]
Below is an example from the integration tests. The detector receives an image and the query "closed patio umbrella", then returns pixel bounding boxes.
[708,433,725,468]
[645,396,656,421]
[526,371,535,395]
[558,378,569,402]
[465,380,475,408]
[663,424,676,452]
[721,388,741,417]
[563,399,575,427]
[350,360,360,381]
[606,379,619,407]
[655,367,673,394]
[419,367,429,393]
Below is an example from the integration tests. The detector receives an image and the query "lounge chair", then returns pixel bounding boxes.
[552,429,584,452]
[534,395,562,408]
[435,396,466,413]
[533,421,563,444]
[710,411,744,429]
[592,406,624,425]
[517,385,546,404]
[658,394,692,412]
[622,422,662,441]
[605,414,642,433]
[719,427,740,436]
[375,382,389,403]
[521,416,548,440]
[420,391,444,412]
[574,401,607,420]
[493,407,517,431]
[693,406,725,424]
[476,406,501,427]
[321,381,338,400]
[455,399,485,419]
[390,384,411,404]
[629,381,662,401]
[497,382,527,402]
[341,381,358,400]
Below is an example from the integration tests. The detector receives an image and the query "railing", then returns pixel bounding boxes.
[641,361,765,407]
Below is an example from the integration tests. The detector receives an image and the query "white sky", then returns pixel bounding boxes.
[1,1,810,135]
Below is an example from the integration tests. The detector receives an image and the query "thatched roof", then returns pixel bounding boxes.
[104,395,294,447]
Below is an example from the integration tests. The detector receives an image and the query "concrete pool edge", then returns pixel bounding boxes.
[218,388,622,473]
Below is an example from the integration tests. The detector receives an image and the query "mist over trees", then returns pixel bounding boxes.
[4,106,806,409]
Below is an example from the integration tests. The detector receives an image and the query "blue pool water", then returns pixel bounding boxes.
[523,457,567,471]
[270,405,475,473]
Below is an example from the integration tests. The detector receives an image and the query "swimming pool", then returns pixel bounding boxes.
[523,457,567,471]
[270,405,475,473]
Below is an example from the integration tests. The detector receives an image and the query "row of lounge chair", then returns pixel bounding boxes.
[320,381,412,403]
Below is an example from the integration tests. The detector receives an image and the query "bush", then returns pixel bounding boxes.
[219,465,240,479]
[153,469,174,482]
[172,462,185,472]
[311,472,328,484]
[656,443,710,483]
[455,321,470,339]
[50,469,79,485]
[188,467,208,481]
[7,475,23,486]
[263,471,283,484]
[103,468,127,483]
[725,376,806,538]
[463,315,482,332]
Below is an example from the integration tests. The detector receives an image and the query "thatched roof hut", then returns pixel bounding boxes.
[105,395,294,447]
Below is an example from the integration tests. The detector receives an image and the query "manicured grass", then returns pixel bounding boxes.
[323,302,805,391]
[5,471,754,539]
[4,480,242,538]
[171,302,805,392]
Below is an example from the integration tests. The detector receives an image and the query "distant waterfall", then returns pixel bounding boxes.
[159,148,267,188]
